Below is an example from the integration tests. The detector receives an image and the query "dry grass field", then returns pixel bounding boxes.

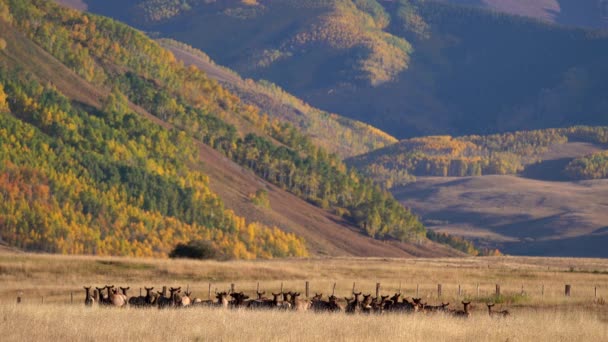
[1,250,608,340]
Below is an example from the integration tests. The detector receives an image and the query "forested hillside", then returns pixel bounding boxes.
[348,126,608,187]
[158,39,397,158]
[0,0,441,257]
[68,0,608,138]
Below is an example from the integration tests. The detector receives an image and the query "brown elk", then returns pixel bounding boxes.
[289,292,311,312]
[229,292,250,308]
[452,301,472,318]
[157,287,181,308]
[128,287,154,307]
[178,289,192,307]
[96,286,109,305]
[372,295,389,314]
[248,292,280,309]
[310,293,333,312]
[108,287,127,307]
[385,294,417,313]
[83,286,95,306]
[345,292,362,314]
[361,294,374,314]
[487,303,509,317]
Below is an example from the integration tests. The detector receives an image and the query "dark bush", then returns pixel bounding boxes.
[169,240,219,260]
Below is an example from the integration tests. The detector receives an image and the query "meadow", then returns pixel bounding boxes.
[1,251,608,341]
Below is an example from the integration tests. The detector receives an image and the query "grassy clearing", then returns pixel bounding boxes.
[1,252,608,308]
[1,251,608,340]
[0,304,606,342]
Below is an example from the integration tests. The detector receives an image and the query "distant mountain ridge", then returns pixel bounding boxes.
[63,0,608,139]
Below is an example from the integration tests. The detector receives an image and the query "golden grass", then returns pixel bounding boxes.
[1,304,607,342]
[1,251,608,307]
[2,251,608,340]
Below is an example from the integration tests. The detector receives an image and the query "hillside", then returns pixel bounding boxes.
[157,39,397,158]
[440,0,608,29]
[63,0,608,139]
[393,175,608,257]
[0,0,460,258]
[347,127,608,187]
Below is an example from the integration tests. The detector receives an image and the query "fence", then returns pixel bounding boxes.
[12,282,606,305]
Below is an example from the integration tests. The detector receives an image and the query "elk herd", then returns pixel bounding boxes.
[83,285,510,318]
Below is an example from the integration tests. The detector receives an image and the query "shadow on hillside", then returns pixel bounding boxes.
[520,158,572,181]
[499,233,608,258]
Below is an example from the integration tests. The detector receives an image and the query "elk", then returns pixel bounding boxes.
[385,294,417,313]
[372,295,389,314]
[215,291,230,308]
[83,286,95,306]
[178,289,192,307]
[229,292,250,308]
[310,293,333,312]
[277,292,292,310]
[345,292,362,314]
[361,294,373,314]
[108,287,127,307]
[255,291,267,300]
[248,292,280,309]
[128,287,154,307]
[157,287,181,308]
[289,292,311,312]
[452,301,472,318]
[96,286,109,305]
[487,303,509,317]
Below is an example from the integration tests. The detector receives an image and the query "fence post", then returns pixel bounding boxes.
[541,284,544,297]
[437,284,442,298]
[496,284,501,297]
[94,289,99,302]
[398,282,402,294]
[139,288,142,297]
[71,291,73,304]
[280,282,284,293]
[162,286,167,298]
[208,283,211,299]
[305,281,309,299]
[565,284,571,297]
[332,283,336,296]
[41,296,44,304]
[376,283,381,298]
[352,282,356,294]
[521,284,525,296]
[458,284,461,297]
[257,282,260,293]
[230,283,235,294]
[416,284,419,297]
[477,283,480,297]
[17,291,22,304]
[595,286,598,298]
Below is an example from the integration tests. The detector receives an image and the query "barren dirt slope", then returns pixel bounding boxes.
[393,175,608,257]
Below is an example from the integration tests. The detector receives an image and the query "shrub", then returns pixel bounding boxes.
[169,240,220,260]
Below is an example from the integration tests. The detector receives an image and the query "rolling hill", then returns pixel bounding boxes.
[62,0,608,139]
[440,0,608,29]
[0,0,462,258]
[352,128,608,257]
[393,175,608,257]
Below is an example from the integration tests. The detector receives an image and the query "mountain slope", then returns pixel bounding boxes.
[158,39,397,158]
[0,0,459,257]
[66,0,608,139]
[439,0,608,29]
